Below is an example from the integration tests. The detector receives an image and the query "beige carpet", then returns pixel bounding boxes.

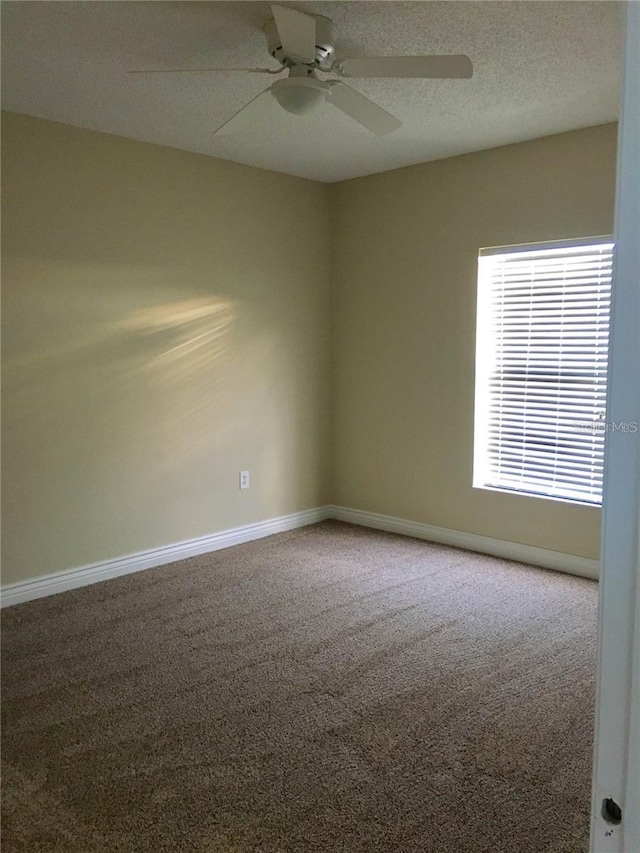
[2,521,598,852]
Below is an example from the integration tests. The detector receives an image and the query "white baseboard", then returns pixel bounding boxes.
[0,506,331,608]
[328,505,600,581]
[1,503,598,608]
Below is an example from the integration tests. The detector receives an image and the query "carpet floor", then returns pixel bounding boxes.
[2,521,598,852]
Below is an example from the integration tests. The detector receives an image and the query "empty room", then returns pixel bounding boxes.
[2,2,638,851]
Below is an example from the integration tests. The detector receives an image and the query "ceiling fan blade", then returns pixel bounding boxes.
[128,67,280,75]
[213,88,274,136]
[338,55,473,79]
[328,82,401,136]
[271,5,316,64]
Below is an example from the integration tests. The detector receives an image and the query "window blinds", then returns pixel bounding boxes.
[474,239,614,505]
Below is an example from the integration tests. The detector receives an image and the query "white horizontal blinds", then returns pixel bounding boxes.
[475,240,613,505]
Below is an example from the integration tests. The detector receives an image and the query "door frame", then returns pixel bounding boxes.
[590,3,640,851]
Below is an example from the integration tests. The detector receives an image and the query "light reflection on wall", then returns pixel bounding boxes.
[4,296,237,467]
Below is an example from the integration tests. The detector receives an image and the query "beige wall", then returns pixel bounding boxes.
[330,124,617,560]
[1,112,331,584]
[1,116,617,587]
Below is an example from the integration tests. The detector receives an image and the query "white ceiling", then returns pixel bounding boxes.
[1,1,622,183]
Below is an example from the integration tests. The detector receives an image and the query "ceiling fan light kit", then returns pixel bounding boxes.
[130,4,473,137]
[271,76,328,116]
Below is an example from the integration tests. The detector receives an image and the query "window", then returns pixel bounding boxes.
[473,237,614,506]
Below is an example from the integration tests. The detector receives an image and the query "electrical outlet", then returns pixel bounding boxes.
[239,470,250,490]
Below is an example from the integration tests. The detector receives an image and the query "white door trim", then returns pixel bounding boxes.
[590,3,640,851]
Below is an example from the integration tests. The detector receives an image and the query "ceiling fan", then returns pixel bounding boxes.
[129,5,473,136]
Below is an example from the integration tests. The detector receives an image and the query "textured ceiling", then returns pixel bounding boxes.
[1,1,622,182]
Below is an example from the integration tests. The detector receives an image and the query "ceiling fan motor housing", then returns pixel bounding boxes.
[263,14,336,70]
